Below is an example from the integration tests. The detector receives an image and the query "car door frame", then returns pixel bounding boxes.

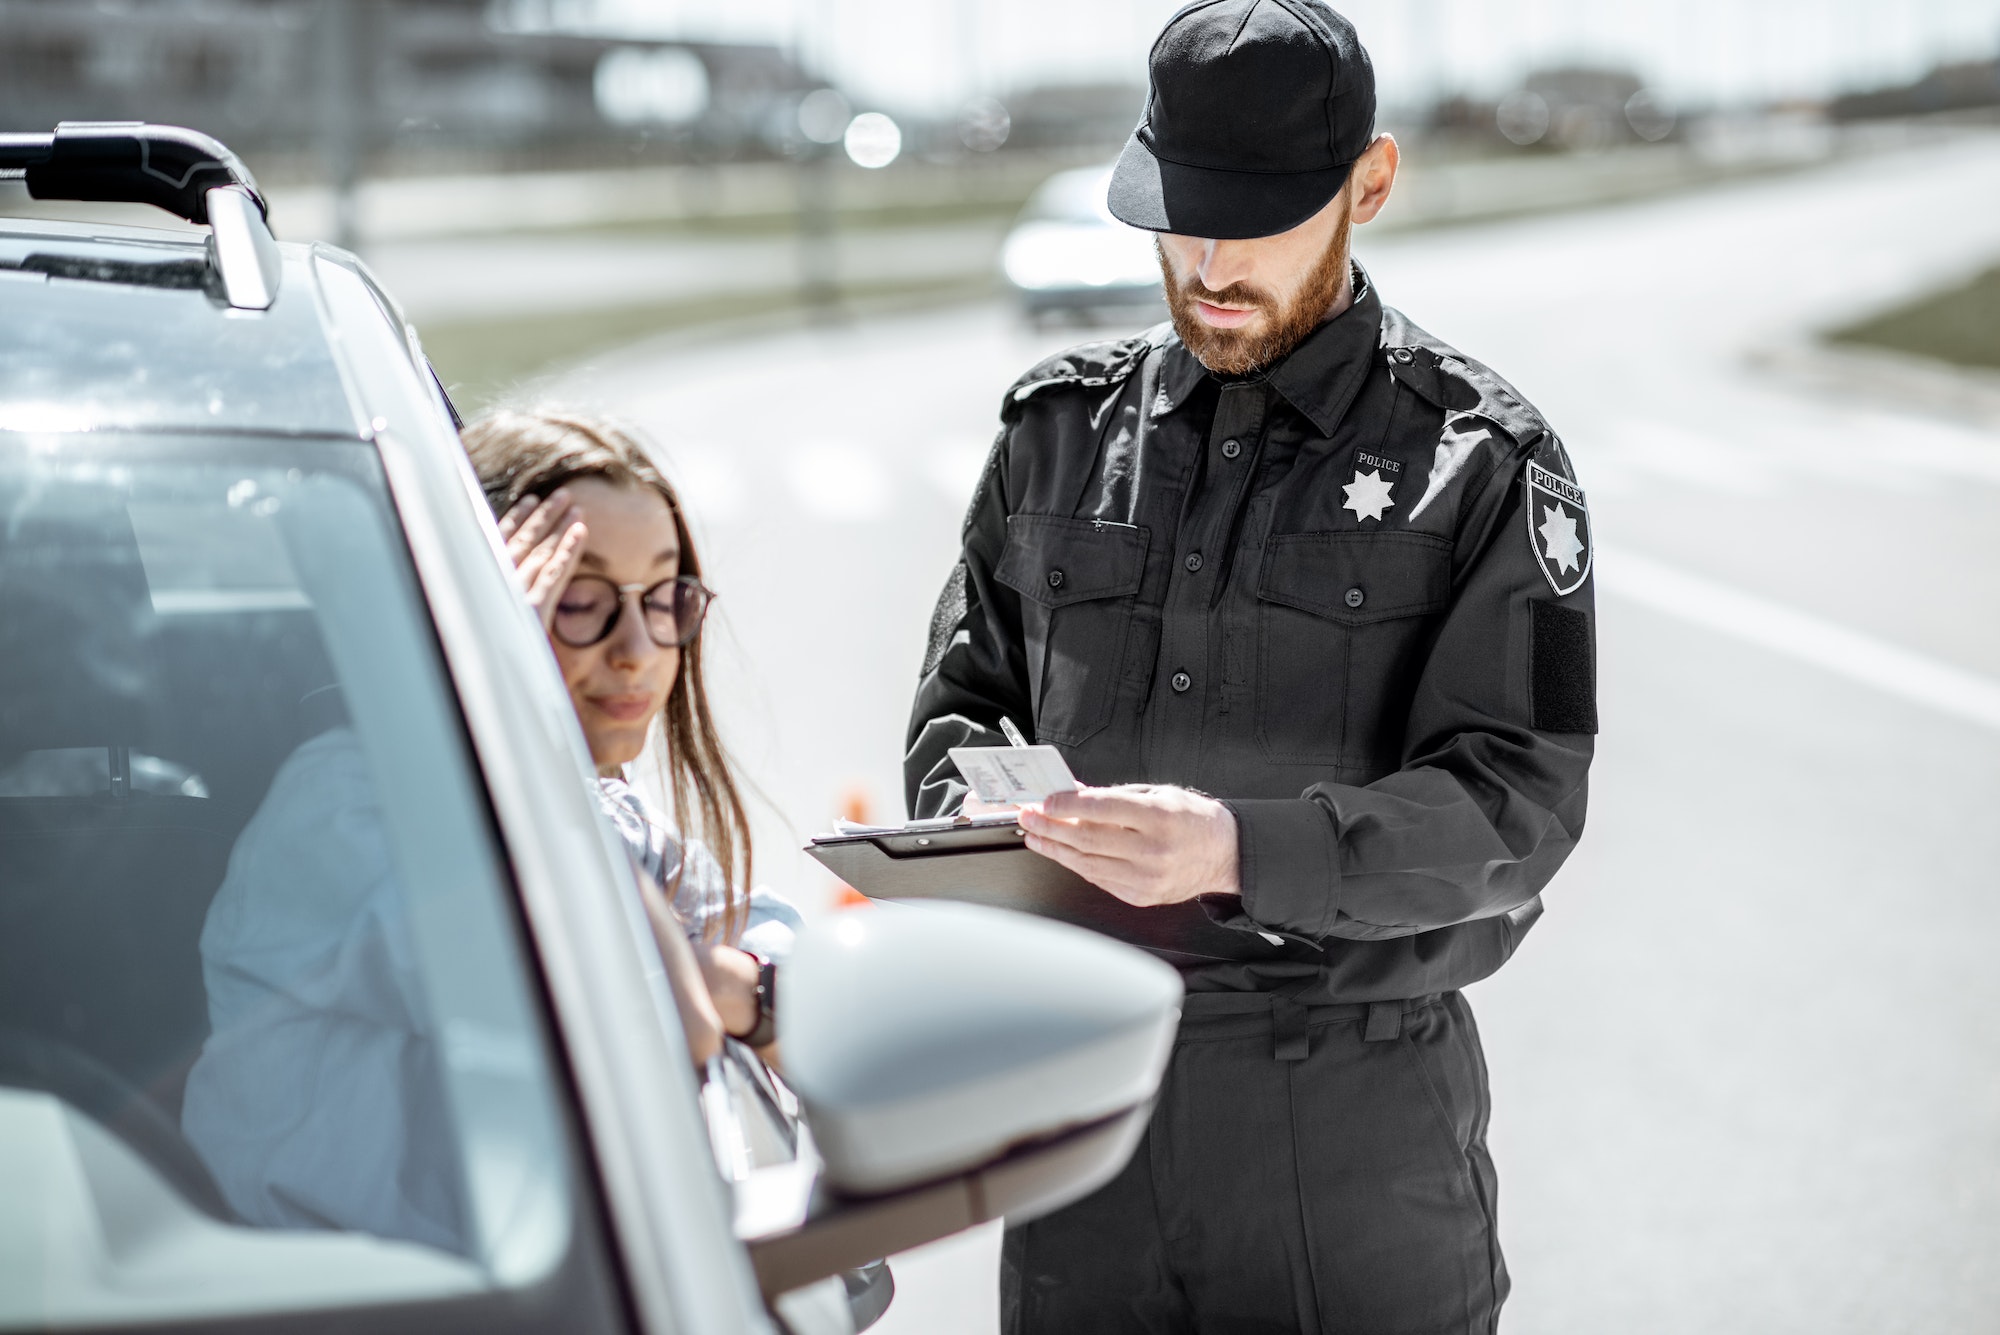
[312,248,772,1335]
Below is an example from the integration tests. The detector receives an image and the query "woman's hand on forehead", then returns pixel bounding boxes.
[499,488,588,634]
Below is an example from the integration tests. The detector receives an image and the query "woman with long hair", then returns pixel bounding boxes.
[461,408,797,1062]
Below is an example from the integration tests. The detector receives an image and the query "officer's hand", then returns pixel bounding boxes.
[497,487,587,634]
[1019,785,1239,907]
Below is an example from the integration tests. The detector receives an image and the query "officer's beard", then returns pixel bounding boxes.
[1160,209,1354,378]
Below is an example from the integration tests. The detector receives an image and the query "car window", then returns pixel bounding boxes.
[0,435,623,1331]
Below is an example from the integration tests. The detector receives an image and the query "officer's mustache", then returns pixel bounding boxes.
[1172,276,1277,316]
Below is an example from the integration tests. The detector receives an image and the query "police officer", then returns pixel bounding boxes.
[907,2,1595,1331]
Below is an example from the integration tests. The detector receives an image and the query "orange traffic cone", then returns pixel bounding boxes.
[832,783,874,909]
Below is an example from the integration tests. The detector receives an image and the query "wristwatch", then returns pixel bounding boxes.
[738,953,779,1049]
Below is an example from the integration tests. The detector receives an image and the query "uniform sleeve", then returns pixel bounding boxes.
[1219,444,1595,941]
[903,433,1033,819]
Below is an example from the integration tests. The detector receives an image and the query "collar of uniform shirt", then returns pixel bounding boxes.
[1152,262,1383,441]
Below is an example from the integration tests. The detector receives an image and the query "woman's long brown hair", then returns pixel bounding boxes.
[461,408,750,941]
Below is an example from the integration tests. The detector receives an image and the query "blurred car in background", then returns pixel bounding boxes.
[1000,164,1164,327]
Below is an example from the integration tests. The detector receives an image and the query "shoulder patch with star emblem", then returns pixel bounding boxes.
[1525,459,1591,596]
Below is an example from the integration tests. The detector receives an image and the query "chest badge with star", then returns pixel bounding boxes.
[1342,453,1400,524]
[1525,459,1591,596]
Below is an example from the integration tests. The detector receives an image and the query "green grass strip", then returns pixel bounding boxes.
[421,274,995,412]
[1828,263,2000,373]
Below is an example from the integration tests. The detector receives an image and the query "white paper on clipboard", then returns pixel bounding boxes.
[947,744,1079,806]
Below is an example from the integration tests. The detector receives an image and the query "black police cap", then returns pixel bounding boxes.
[1108,0,1377,241]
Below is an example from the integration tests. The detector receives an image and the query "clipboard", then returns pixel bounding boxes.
[805,819,1282,966]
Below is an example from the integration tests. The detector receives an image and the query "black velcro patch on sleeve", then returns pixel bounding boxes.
[1530,599,1597,734]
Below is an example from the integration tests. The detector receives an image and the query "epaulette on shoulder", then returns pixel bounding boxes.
[1000,330,1155,422]
[1379,306,1557,462]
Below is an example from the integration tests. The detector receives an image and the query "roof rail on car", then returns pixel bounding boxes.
[0,122,282,311]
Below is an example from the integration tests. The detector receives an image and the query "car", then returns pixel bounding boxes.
[0,122,1181,1335]
[1000,163,1166,327]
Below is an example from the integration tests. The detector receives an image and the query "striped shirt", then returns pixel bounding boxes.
[594,776,801,961]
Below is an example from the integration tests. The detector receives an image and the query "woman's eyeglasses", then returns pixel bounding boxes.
[552,574,714,649]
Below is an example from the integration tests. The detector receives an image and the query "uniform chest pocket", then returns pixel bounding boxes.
[995,514,1149,746]
[1253,531,1451,768]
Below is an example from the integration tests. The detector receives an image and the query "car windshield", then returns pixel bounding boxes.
[0,434,575,1327]
[0,228,356,436]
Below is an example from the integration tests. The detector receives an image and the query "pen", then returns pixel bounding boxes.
[999,716,1030,748]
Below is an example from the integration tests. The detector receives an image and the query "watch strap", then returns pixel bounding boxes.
[740,958,779,1048]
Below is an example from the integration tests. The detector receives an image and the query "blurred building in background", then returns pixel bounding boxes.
[1832,51,2000,121]
[0,0,821,171]
[8,0,2000,182]
[999,82,1143,153]
[10,0,2000,392]
[1429,66,1678,152]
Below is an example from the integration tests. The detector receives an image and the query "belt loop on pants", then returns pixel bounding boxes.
[1363,1001,1402,1043]
[1271,995,1310,1061]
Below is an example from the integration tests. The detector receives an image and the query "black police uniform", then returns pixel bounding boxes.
[904,267,1596,1334]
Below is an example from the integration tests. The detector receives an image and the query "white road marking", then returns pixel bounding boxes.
[1598,546,2000,732]
[1606,420,1783,495]
[922,439,993,504]
[784,440,895,521]
[1588,413,2000,501]
[657,450,747,524]
[1865,414,2000,487]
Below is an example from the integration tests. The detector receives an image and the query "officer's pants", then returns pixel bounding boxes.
[1002,991,1505,1335]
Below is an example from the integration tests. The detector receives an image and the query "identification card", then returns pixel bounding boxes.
[947,745,1079,806]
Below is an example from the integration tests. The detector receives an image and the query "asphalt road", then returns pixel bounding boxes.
[553,133,2000,1334]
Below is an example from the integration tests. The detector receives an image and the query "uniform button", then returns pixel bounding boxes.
[1220,437,1242,460]
[1184,551,1204,573]
[1344,586,1365,608]
[1393,347,1414,364]
[1047,569,1064,590]
[1171,670,1192,693]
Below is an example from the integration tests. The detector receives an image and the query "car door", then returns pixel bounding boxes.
[0,425,658,1335]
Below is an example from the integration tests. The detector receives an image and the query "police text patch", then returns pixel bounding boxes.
[1525,460,1591,597]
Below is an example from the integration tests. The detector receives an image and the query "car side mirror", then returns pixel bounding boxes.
[739,901,1181,1303]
